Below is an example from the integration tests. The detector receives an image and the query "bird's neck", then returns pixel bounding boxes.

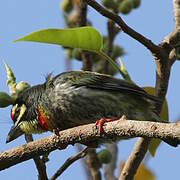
[37,105,54,131]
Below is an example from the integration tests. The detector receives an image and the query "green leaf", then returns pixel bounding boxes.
[143,86,169,157]
[15,26,122,73]
[14,26,103,52]
[0,92,13,108]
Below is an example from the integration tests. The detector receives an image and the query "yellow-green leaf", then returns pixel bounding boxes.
[14,26,103,52]
[148,138,161,157]
[143,86,169,156]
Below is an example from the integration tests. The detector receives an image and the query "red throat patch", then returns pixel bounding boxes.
[10,109,14,120]
[37,106,49,130]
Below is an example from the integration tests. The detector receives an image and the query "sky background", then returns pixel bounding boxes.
[0,0,180,179]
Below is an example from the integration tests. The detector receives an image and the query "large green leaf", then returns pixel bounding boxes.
[14,26,121,73]
[143,86,169,157]
[14,26,103,52]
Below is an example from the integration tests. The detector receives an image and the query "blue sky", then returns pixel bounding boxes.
[0,0,180,179]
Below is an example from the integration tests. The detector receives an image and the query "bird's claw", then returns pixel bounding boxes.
[95,115,126,134]
[95,117,119,134]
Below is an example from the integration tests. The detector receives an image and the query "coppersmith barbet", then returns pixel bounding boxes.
[6,71,175,146]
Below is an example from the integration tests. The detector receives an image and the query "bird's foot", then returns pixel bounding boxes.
[95,116,119,134]
[53,128,67,150]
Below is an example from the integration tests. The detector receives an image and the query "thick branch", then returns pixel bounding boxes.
[0,119,180,171]
[84,0,163,57]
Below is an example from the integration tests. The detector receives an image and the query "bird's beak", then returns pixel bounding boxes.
[6,125,24,143]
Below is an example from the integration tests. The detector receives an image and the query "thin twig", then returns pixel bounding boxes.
[85,0,163,58]
[76,0,93,71]
[104,143,118,180]
[50,147,89,180]
[102,19,116,74]
[76,144,92,180]
[173,0,180,29]
[86,149,102,180]
[25,134,48,180]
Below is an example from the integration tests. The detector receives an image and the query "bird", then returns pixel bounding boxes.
[6,70,176,146]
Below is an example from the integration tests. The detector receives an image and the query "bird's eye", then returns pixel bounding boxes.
[11,105,20,122]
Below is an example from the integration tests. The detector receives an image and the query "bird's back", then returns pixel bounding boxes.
[41,71,160,130]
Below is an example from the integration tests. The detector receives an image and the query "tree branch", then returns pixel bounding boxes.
[50,147,89,180]
[76,0,93,71]
[86,148,102,180]
[173,0,180,29]
[83,1,180,180]
[25,134,48,180]
[104,143,118,180]
[0,119,180,171]
[84,0,163,58]
[75,144,92,180]
[119,138,151,180]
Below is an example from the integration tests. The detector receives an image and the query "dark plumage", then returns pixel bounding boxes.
[7,71,161,143]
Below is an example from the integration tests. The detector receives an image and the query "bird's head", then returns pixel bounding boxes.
[6,102,46,143]
[6,84,51,143]
[6,103,27,143]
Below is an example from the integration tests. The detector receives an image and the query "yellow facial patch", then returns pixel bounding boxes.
[19,120,45,134]
[17,104,27,121]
